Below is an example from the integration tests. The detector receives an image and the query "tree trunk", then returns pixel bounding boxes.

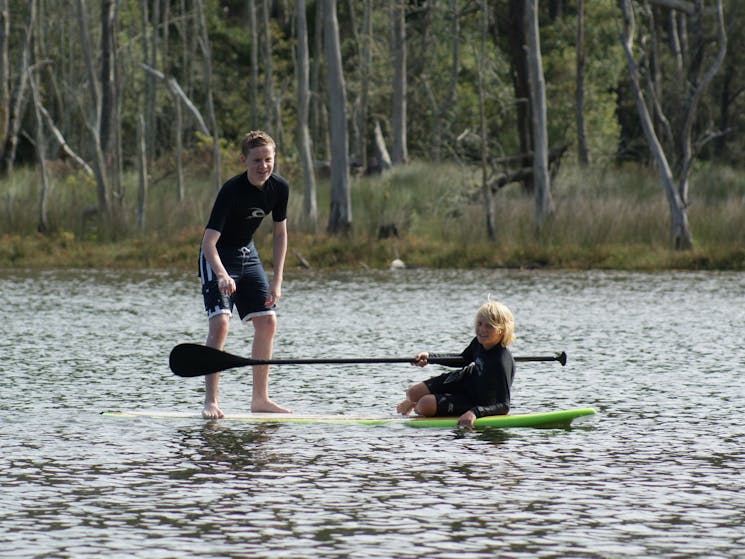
[100,0,115,155]
[618,0,726,250]
[195,0,221,191]
[359,0,371,171]
[323,0,351,234]
[506,0,533,193]
[0,0,9,149]
[526,0,554,230]
[140,0,157,162]
[76,0,112,220]
[311,0,325,161]
[391,0,407,165]
[136,113,148,228]
[344,0,371,170]
[101,0,124,221]
[575,0,589,166]
[478,0,494,241]
[262,0,274,132]
[373,120,392,173]
[248,0,258,130]
[28,65,49,233]
[423,0,459,161]
[171,80,184,203]
[295,0,317,228]
[1,0,35,176]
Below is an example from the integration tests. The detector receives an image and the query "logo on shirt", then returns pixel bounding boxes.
[247,208,266,219]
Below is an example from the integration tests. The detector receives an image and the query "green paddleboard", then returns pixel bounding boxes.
[102,407,596,429]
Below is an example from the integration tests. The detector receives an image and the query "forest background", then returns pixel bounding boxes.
[1,0,743,271]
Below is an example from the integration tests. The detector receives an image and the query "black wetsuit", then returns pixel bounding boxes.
[205,172,289,250]
[198,171,289,320]
[425,337,515,417]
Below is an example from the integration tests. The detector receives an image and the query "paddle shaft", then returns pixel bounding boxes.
[169,343,567,378]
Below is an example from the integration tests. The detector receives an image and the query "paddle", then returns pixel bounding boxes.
[169,343,567,378]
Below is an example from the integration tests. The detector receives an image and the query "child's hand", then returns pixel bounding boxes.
[413,352,429,367]
[457,410,476,429]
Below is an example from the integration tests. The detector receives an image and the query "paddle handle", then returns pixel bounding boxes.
[169,343,567,377]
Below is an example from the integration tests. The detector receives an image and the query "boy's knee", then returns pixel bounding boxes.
[415,394,437,416]
[208,315,230,339]
[406,382,428,402]
[253,314,277,335]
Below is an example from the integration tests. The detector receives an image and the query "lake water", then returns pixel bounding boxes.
[1,268,743,558]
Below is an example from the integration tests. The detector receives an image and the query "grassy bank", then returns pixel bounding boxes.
[1,159,744,271]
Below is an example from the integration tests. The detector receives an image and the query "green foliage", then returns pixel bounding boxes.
[2,158,745,270]
[2,0,744,264]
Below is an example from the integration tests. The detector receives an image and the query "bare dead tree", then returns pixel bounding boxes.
[618,0,726,250]
[477,0,494,240]
[323,0,351,234]
[76,0,112,220]
[391,0,407,165]
[262,0,274,132]
[248,0,259,130]
[295,0,318,228]
[28,64,49,233]
[1,0,35,176]
[136,113,148,228]
[0,0,9,148]
[526,0,554,230]
[195,0,221,191]
[576,0,589,165]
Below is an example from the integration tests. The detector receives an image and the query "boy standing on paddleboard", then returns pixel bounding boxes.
[396,300,515,429]
[198,130,290,419]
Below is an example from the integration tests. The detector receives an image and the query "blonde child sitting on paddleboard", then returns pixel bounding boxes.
[396,300,516,429]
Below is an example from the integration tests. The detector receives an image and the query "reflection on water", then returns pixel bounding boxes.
[1,268,744,558]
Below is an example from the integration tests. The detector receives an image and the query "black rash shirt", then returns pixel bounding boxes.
[434,337,515,417]
[205,172,289,251]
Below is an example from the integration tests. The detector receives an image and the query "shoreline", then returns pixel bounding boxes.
[1,233,743,272]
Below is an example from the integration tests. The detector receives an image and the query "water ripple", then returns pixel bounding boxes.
[2,269,744,558]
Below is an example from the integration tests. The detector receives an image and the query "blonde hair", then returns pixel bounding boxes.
[241,130,276,157]
[475,300,515,347]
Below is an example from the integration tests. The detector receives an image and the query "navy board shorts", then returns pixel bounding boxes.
[198,243,275,322]
[423,371,474,416]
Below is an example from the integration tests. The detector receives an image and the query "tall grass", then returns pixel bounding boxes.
[1,157,744,270]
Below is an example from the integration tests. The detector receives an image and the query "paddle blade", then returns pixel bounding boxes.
[169,343,254,377]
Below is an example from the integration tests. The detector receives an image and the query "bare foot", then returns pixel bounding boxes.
[202,402,225,419]
[396,399,415,415]
[251,398,292,413]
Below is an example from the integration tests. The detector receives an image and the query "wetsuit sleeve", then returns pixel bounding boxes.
[271,175,289,222]
[427,338,478,367]
[468,347,514,418]
[426,353,467,367]
[205,186,231,232]
[470,402,509,418]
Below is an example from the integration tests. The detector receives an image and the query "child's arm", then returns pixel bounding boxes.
[469,402,510,418]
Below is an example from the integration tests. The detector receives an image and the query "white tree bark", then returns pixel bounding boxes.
[2,0,35,175]
[295,0,318,228]
[28,65,49,233]
[76,0,112,218]
[617,0,725,249]
[0,0,10,146]
[525,0,554,230]
[195,0,221,191]
[391,0,407,165]
[477,1,494,240]
[323,0,351,233]
[136,113,148,228]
